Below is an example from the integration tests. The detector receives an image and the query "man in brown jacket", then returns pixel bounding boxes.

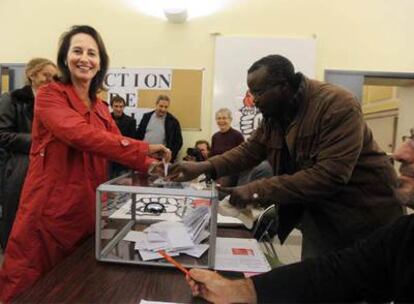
[169,54,403,258]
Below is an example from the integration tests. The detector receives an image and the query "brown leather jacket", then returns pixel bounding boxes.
[210,75,403,247]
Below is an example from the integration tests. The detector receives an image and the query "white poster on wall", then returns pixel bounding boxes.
[212,36,316,138]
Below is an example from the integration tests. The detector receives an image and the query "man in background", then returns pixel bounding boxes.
[184,140,211,162]
[111,95,136,138]
[137,95,183,162]
[195,140,210,160]
[110,95,137,177]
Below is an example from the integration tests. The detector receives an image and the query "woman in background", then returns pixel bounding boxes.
[0,58,57,249]
[211,108,245,188]
[210,108,244,157]
[0,25,170,302]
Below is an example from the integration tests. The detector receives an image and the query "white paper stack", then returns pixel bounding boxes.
[123,206,211,261]
[214,237,271,273]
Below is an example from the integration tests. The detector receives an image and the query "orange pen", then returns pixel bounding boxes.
[158,250,190,276]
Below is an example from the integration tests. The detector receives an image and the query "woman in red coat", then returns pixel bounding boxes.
[0,25,170,302]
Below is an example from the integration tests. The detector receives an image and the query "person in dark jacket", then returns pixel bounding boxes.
[186,131,414,303]
[109,94,137,177]
[187,216,414,303]
[110,94,136,138]
[136,95,183,162]
[169,54,403,259]
[0,58,57,249]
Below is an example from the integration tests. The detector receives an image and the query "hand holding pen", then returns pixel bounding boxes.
[159,250,257,303]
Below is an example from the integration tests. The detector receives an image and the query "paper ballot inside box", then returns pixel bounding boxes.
[123,206,211,261]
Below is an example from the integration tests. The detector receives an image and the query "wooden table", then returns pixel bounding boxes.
[14,227,251,303]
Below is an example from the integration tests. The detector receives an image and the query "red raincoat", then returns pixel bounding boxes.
[0,82,152,302]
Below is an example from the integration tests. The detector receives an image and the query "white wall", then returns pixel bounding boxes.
[1,0,414,157]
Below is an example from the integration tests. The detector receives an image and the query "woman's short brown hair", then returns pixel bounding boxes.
[57,25,109,101]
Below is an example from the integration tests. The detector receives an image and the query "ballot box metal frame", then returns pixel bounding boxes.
[95,172,218,269]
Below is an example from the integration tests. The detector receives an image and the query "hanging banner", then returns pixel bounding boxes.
[102,68,172,122]
[101,68,203,129]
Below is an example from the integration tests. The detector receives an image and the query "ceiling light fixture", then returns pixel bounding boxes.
[126,0,243,22]
[163,7,188,23]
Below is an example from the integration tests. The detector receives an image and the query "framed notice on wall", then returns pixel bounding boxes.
[101,68,203,130]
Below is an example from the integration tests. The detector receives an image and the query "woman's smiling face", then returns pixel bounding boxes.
[66,33,100,84]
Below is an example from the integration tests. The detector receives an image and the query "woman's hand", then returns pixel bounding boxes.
[148,144,171,163]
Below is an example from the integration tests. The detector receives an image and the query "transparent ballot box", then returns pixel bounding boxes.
[96,172,218,269]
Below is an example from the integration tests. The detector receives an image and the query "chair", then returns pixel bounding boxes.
[252,204,279,260]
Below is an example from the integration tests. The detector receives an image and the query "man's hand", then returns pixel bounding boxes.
[186,268,257,304]
[148,144,171,163]
[168,161,213,182]
[217,184,256,209]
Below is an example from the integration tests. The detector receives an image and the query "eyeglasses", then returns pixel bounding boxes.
[248,81,286,99]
